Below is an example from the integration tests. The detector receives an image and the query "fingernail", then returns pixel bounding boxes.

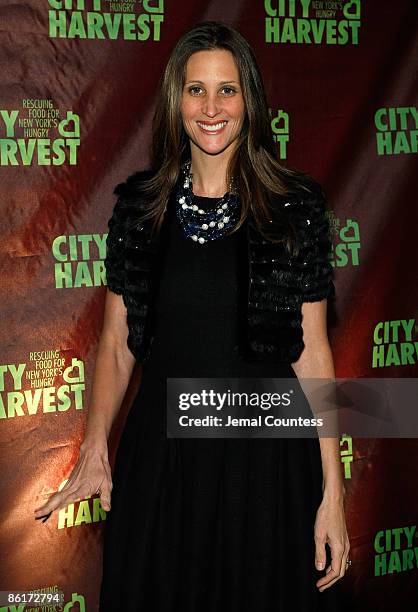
[35,511,52,522]
[317,563,325,570]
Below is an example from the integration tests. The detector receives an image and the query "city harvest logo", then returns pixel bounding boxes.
[374,525,418,576]
[372,319,418,368]
[264,0,361,45]
[375,106,417,156]
[270,109,289,159]
[22,588,86,611]
[340,434,353,479]
[52,233,107,288]
[327,211,360,268]
[0,101,80,166]
[48,0,164,40]
[0,351,85,419]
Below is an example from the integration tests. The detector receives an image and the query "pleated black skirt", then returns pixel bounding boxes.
[99,367,343,612]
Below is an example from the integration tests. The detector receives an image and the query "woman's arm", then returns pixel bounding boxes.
[292,298,350,592]
[34,289,135,519]
[291,299,344,500]
[82,289,136,450]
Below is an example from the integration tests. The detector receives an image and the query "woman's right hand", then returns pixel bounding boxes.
[33,441,113,521]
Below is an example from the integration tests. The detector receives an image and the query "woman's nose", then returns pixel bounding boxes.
[202,93,220,117]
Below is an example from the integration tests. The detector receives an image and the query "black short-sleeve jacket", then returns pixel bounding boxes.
[104,170,335,364]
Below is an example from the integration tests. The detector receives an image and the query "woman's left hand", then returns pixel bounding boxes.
[314,494,350,592]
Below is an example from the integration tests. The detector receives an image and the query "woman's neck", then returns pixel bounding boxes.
[189,145,234,197]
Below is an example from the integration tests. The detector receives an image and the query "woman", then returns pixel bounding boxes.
[34,21,350,611]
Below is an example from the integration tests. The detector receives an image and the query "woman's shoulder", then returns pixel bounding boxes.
[261,170,331,252]
[281,170,327,209]
[113,168,156,202]
[273,170,330,233]
[286,174,333,264]
[108,168,156,224]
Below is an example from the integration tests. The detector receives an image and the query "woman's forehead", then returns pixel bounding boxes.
[185,49,239,79]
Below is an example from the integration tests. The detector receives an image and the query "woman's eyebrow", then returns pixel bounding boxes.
[184,80,240,85]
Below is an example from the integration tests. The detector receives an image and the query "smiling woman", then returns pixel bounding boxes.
[33,20,349,612]
[180,49,245,161]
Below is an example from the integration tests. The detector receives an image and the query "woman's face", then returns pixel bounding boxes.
[180,49,245,157]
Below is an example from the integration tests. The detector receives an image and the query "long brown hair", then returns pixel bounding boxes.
[136,21,315,249]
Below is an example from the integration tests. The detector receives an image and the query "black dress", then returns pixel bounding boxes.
[99,195,342,611]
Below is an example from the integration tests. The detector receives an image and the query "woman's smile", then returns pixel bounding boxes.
[196,120,228,134]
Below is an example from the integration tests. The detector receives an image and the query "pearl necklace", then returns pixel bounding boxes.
[175,161,240,245]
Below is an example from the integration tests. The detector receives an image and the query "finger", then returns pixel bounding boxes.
[34,487,77,518]
[315,539,327,571]
[103,460,113,485]
[331,542,344,575]
[33,468,81,515]
[58,482,97,509]
[339,543,351,578]
[317,565,339,591]
[99,462,113,509]
[97,476,113,511]
[34,480,87,518]
[34,495,65,518]
[317,544,344,589]
[100,492,111,511]
[319,570,342,591]
[318,553,344,591]
[34,510,53,523]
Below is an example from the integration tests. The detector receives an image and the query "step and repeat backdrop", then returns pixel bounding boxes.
[0,1,417,610]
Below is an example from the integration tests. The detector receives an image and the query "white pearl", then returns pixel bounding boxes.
[182,203,187,209]
[192,205,198,211]
[198,237,205,244]
[209,221,216,228]
[222,203,228,209]
[179,196,185,204]
[218,222,224,229]
[202,224,208,230]
[198,209,205,214]
[223,216,229,223]
[191,235,198,241]
[217,209,223,214]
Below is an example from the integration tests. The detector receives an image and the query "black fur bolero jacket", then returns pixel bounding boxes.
[104,170,335,365]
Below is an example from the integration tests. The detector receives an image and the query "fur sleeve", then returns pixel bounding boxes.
[291,179,336,303]
[104,170,153,295]
[104,193,128,295]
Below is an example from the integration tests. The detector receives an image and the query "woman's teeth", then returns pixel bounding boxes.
[197,121,227,132]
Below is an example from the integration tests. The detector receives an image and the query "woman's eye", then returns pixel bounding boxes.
[187,85,237,96]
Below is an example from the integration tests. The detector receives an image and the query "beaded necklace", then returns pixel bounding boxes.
[175,161,240,245]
